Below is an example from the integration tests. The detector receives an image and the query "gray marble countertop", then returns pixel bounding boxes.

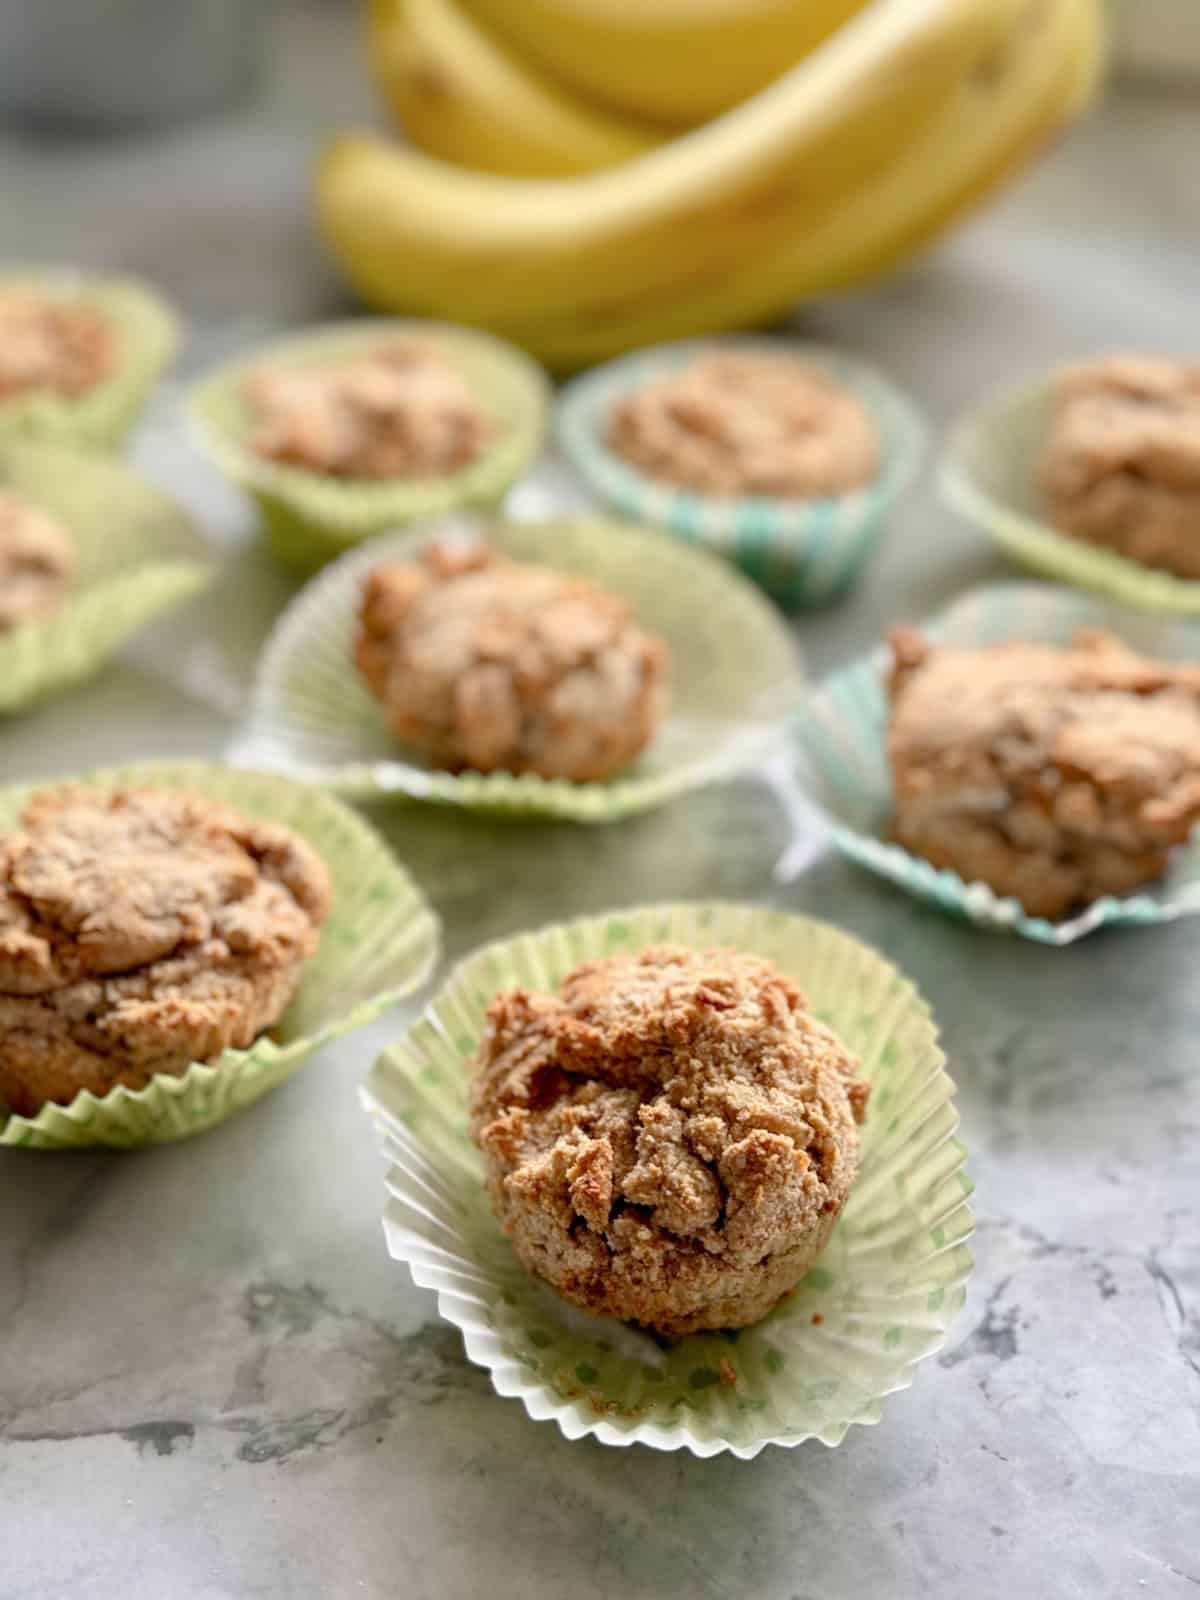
[1,8,1197,1596]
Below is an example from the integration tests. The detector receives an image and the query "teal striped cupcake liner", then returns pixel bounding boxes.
[556,338,927,608]
[941,373,1200,615]
[788,582,1200,945]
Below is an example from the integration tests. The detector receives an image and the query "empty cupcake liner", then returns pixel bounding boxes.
[0,268,179,451]
[789,581,1200,944]
[362,901,973,1457]
[0,760,440,1149]
[941,373,1200,615]
[228,514,805,821]
[556,337,927,608]
[0,439,213,713]
[188,320,550,572]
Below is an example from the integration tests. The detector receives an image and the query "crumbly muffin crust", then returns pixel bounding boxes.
[355,540,668,782]
[470,945,869,1335]
[887,626,1200,919]
[0,492,74,634]
[242,340,494,480]
[1038,355,1200,577]
[0,293,115,403]
[0,787,332,1115]
[609,351,878,500]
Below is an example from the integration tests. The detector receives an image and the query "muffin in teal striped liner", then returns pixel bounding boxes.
[229,514,804,822]
[0,760,439,1149]
[556,338,927,608]
[941,373,1200,615]
[0,268,178,450]
[789,581,1200,945]
[362,902,972,1457]
[0,438,212,713]
[188,320,550,573]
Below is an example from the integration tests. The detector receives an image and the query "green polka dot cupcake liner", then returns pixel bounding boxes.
[0,268,179,450]
[229,513,805,822]
[0,760,440,1149]
[361,901,972,1457]
[188,319,551,573]
[788,581,1200,944]
[941,372,1200,615]
[0,438,213,714]
[556,338,927,609]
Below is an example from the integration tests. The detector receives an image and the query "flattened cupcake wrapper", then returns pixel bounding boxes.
[789,581,1200,945]
[188,320,551,572]
[941,374,1200,615]
[0,269,179,451]
[362,901,972,1458]
[0,760,439,1149]
[0,439,213,713]
[229,514,805,822]
[556,337,927,608]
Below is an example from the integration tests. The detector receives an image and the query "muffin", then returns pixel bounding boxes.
[0,491,74,633]
[355,539,669,781]
[1038,355,1200,578]
[242,340,495,481]
[0,786,332,1116]
[887,625,1200,920]
[469,945,870,1336]
[0,290,115,404]
[609,351,879,501]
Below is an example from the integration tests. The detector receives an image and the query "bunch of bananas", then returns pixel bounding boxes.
[316,0,1105,372]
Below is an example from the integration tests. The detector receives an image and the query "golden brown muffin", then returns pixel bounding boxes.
[0,292,115,402]
[355,540,668,781]
[241,340,494,480]
[1038,355,1200,578]
[609,351,878,500]
[470,945,869,1336]
[0,787,332,1116]
[887,626,1200,919]
[0,492,74,633]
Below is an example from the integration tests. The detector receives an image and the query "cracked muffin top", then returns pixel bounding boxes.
[469,945,869,1335]
[355,539,668,782]
[0,292,115,403]
[0,491,74,634]
[0,787,332,1116]
[1037,354,1200,577]
[242,340,495,480]
[609,351,879,500]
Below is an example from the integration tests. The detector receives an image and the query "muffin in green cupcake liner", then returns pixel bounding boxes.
[556,338,927,609]
[0,760,440,1150]
[0,268,179,450]
[788,581,1200,944]
[0,438,213,713]
[230,514,805,822]
[188,320,551,572]
[362,901,972,1457]
[941,373,1200,615]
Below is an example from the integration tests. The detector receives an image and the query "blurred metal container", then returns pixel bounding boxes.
[0,0,267,130]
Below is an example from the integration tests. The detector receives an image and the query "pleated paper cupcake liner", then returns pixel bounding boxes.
[0,268,178,450]
[188,320,550,572]
[941,374,1200,615]
[362,901,972,1457]
[0,439,213,713]
[556,338,927,608]
[229,514,805,821]
[790,581,1200,944]
[0,760,439,1149]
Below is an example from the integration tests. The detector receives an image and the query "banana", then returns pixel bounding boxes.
[457,0,874,125]
[487,0,1104,367]
[317,0,1026,354]
[366,0,662,177]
